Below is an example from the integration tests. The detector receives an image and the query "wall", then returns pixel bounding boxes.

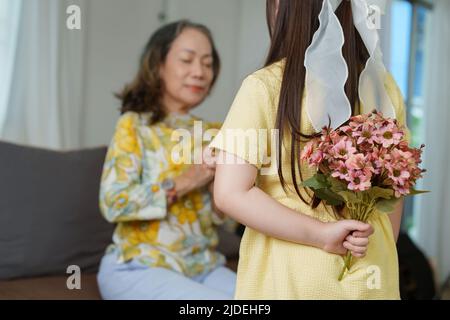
[81,0,269,147]
[81,0,165,147]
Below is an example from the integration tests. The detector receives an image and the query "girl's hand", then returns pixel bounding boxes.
[321,220,374,257]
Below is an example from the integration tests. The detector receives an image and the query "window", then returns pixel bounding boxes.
[0,0,21,133]
[390,0,433,234]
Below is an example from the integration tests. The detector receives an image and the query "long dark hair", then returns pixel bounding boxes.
[116,20,221,124]
[266,0,370,213]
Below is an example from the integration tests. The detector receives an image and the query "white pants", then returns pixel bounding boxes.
[97,251,237,300]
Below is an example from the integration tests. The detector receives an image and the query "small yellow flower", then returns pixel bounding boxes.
[163,161,185,180]
[120,116,134,130]
[176,208,188,224]
[116,156,133,169]
[125,228,140,246]
[192,263,205,275]
[151,184,160,193]
[117,134,139,154]
[143,221,160,243]
[151,252,172,269]
[148,129,162,151]
[168,239,184,251]
[184,199,194,210]
[116,168,129,182]
[192,245,201,254]
[170,203,182,215]
[113,115,141,156]
[177,207,197,224]
[113,192,129,210]
[122,243,141,261]
[190,192,204,211]
[137,221,160,243]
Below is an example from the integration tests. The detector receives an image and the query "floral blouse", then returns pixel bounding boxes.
[99,111,227,277]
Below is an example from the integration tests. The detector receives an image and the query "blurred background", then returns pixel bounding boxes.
[0,0,449,298]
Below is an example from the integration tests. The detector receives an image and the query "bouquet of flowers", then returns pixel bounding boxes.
[300,111,427,280]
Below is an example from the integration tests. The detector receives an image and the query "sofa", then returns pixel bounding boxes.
[0,140,241,300]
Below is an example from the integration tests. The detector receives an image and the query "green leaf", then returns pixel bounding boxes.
[365,187,394,200]
[337,191,361,204]
[375,198,400,213]
[299,174,329,190]
[408,188,430,196]
[327,176,348,193]
[314,189,344,206]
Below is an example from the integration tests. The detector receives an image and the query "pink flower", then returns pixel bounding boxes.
[353,122,377,145]
[371,146,392,171]
[393,184,410,198]
[329,130,342,144]
[374,123,403,148]
[349,113,370,126]
[391,147,413,162]
[347,170,372,191]
[345,153,374,176]
[330,137,356,160]
[299,111,425,198]
[310,150,324,166]
[387,164,411,186]
[340,125,353,134]
[330,160,349,180]
[301,140,316,161]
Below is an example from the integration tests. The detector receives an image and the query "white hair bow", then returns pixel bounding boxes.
[304,0,395,132]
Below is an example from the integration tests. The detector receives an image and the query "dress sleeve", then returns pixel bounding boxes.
[385,72,412,145]
[209,74,271,170]
[99,112,168,223]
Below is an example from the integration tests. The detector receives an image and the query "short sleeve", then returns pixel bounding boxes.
[385,72,412,145]
[209,75,271,169]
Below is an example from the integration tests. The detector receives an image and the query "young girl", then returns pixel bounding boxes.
[209,0,410,299]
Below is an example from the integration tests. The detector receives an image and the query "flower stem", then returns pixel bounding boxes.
[338,251,353,281]
[338,200,376,281]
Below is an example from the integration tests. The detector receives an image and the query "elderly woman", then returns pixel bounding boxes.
[97,20,236,300]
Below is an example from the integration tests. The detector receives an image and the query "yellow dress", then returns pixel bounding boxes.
[209,60,411,299]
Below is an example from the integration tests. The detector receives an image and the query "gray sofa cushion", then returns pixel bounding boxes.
[0,141,114,280]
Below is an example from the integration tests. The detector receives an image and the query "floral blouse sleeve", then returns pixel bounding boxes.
[99,112,167,223]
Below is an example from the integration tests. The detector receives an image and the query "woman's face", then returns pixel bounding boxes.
[159,28,215,113]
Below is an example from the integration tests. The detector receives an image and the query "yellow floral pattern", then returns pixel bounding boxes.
[99,111,227,277]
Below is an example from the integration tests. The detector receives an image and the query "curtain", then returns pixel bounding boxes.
[415,0,450,285]
[1,0,86,149]
[0,0,22,133]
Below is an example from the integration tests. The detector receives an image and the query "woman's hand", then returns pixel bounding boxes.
[174,164,215,198]
[172,147,216,199]
[321,220,374,257]
[202,146,216,170]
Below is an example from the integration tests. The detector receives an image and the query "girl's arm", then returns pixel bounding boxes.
[388,198,405,242]
[208,181,225,220]
[214,151,374,257]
